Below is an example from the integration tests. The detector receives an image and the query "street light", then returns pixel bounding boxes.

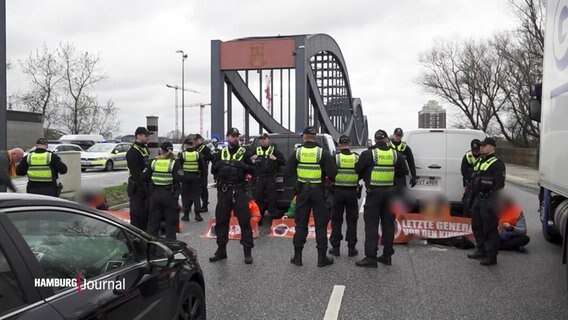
[176,50,188,138]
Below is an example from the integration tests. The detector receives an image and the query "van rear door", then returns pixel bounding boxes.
[406,131,446,200]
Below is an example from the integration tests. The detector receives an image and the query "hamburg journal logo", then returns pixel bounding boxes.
[34,274,125,293]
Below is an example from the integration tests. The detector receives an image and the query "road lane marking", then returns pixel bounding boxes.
[324,285,345,320]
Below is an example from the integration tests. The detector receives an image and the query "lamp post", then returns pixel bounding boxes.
[176,50,188,138]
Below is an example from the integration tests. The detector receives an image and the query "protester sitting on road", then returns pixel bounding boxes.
[77,188,109,210]
[0,148,24,192]
[422,194,475,249]
[495,195,530,252]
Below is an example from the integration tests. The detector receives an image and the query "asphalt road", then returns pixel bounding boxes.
[176,181,568,319]
[11,169,129,192]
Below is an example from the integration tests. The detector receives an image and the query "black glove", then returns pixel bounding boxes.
[410,176,417,188]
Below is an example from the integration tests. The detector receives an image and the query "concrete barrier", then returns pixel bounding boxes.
[57,151,81,197]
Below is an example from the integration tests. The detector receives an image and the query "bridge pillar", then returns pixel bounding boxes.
[295,36,307,133]
[211,40,225,142]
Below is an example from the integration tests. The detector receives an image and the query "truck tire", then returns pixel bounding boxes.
[544,196,566,243]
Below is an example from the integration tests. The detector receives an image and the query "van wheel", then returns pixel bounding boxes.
[81,168,86,172]
[104,160,114,172]
[178,281,206,320]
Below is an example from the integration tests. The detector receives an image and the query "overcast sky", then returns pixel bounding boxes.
[6,0,520,138]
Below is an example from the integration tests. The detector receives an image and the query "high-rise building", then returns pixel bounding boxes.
[418,100,446,128]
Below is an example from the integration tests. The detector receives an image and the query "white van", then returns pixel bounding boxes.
[403,129,485,210]
[58,134,106,151]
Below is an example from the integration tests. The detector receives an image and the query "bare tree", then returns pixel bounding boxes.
[16,44,64,134]
[59,43,107,134]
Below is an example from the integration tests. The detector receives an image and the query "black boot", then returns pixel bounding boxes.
[195,212,203,222]
[348,247,359,257]
[328,247,340,257]
[355,257,378,268]
[377,254,392,266]
[209,246,227,262]
[290,247,303,266]
[244,247,253,264]
[317,251,334,268]
[467,250,486,259]
[480,257,497,266]
[181,209,190,222]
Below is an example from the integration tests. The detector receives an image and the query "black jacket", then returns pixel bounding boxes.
[284,141,338,183]
[126,142,150,191]
[178,148,206,176]
[196,143,214,163]
[0,150,16,191]
[212,144,254,185]
[16,149,68,186]
[253,145,286,175]
[356,142,406,188]
[390,141,416,178]
[471,154,506,194]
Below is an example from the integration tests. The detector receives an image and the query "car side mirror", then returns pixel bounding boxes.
[147,242,173,268]
[529,83,542,123]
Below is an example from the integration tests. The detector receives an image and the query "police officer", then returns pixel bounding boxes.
[144,142,183,240]
[210,128,255,264]
[284,126,338,267]
[16,138,67,196]
[355,129,405,268]
[461,139,482,217]
[126,127,151,230]
[195,134,213,213]
[467,137,506,266]
[390,128,417,189]
[251,133,286,222]
[329,135,360,257]
[179,137,206,222]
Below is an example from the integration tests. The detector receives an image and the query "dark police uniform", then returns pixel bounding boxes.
[329,135,360,257]
[179,140,206,222]
[389,128,416,189]
[355,130,406,267]
[143,142,183,240]
[210,128,255,264]
[16,138,67,197]
[460,139,482,217]
[195,134,213,212]
[284,127,337,267]
[253,136,286,221]
[467,138,506,266]
[126,128,151,231]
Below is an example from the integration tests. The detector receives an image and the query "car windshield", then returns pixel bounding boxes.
[87,144,114,153]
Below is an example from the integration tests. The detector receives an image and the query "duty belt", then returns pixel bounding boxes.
[219,183,245,192]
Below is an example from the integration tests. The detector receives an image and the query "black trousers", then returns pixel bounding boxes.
[253,175,277,215]
[148,188,179,240]
[200,165,209,206]
[330,187,359,248]
[500,235,530,250]
[129,186,148,231]
[27,184,58,197]
[364,188,395,258]
[182,173,202,215]
[215,186,254,248]
[471,196,500,259]
[461,188,473,217]
[293,184,330,253]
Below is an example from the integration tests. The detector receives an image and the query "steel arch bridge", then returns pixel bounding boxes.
[211,34,368,145]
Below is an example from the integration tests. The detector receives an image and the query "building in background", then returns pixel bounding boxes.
[418,101,446,128]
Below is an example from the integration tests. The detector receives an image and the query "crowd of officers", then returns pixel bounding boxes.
[1,124,515,268]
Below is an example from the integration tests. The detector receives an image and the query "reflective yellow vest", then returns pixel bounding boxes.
[221,147,246,161]
[370,149,397,186]
[335,153,358,187]
[390,142,407,152]
[296,146,323,184]
[474,156,499,172]
[465,151,478,165]
[27,152,53,182]
[256,146,274,157]
[182,151,199,173]
[151,158,175,186]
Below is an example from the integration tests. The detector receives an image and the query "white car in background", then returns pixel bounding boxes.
[403,129,485,212]
[25,143,83,157]
[80,143,131,172]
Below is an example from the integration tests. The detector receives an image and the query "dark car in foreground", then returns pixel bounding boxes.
[250,133,336,214]
[0,194,205,320]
